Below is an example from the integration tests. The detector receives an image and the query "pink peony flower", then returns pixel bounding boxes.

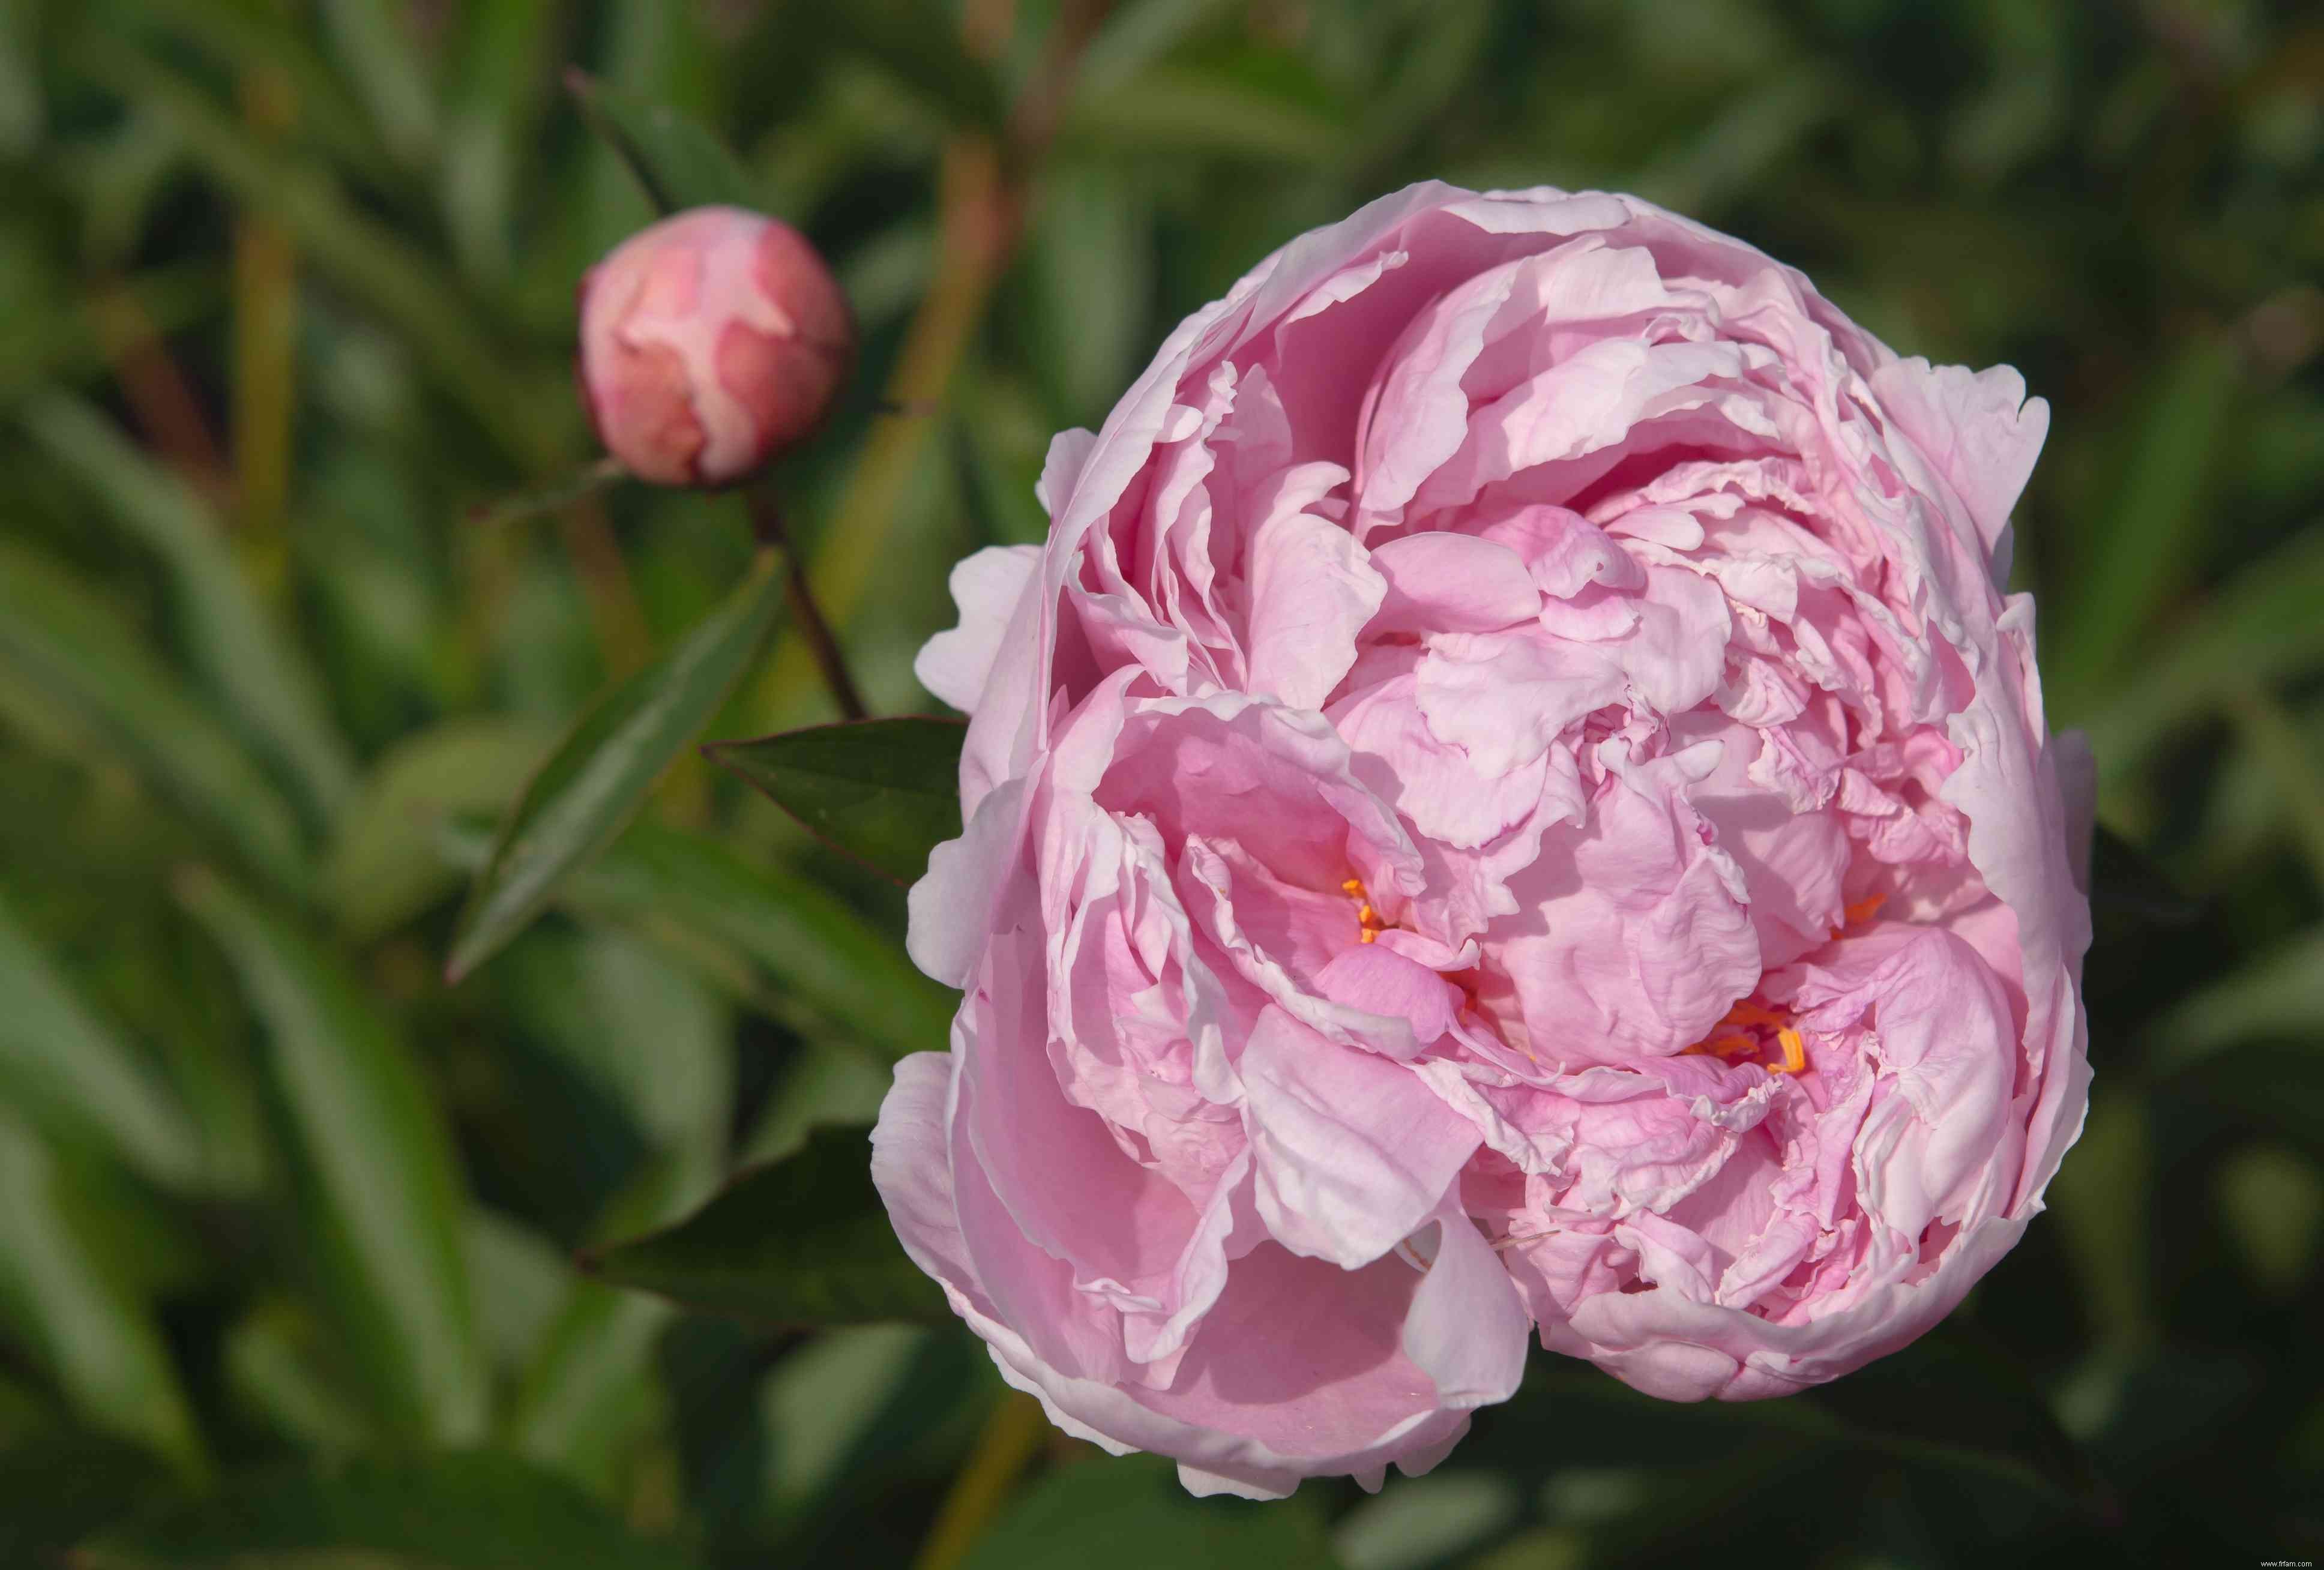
[878,182,2094,1497]
[576,205,852,487]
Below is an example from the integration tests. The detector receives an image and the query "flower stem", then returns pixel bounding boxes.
[912,1390,1047,1570]
[747,481,868,720]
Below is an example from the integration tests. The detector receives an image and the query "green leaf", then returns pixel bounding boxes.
[175,870,487,1445]
[566,69,762,215]
[505,1155,712,1494]
[0,885,202,1191]
[2049,334,2242,713]
[705,716,965,885]
[222,1301,381,1457]
[586,1123,947,1326]
[742,1039,893,1164]
[823,0,1007,131]
[439,0,558,281]
[441,817,954,1063]
[323,717,555,944]
[1026,163,1154,423]
[0,540,309,894]
[2088,822,2200,940]
[2082,523,2324,779]
[74,1451,696,1570]
[20,393,359,826]
[314,0,438,167]
[956,1454,1343,1570]
[73,35,561,469]
[448,551,786,982]
[1061,64,1347,164]
[0,1112,205,1477]
[2145,927,2324,1076]
[499,927,733,1154]
[0,1427,175,1568]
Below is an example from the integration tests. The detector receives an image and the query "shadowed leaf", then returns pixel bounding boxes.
[587,1123,947,1326]
[706,717,964,885]
[567,69,762,215]
[74,1451,693,1569]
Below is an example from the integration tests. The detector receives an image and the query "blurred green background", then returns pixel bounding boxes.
[1,0,2320,1565]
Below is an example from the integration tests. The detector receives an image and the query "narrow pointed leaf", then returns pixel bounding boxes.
[438,817,954,1062]
[464,457,625,531]
[2084,523,2324,775]
[176,870,487,1445]
[448,550,785,981]
[0,887,202,1191]
[706,716,964,884]
[506,1153,712,1493]
[566,69,761,215]
[0,1113,205,1476]
[323,717,555,943]
[314,0,438,166]
[74,1452,694,1570]
[586,1123,947,1326]
[20,393,359,825]
[825,1,1007,131]
[73,35,559,468]
[0,541,307,894]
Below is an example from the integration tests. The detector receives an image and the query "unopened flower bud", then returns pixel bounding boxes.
[576,205,853,487]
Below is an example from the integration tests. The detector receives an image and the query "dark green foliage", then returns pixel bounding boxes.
[0,1,2315,1566]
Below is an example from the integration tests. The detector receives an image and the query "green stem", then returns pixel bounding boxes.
[912,1391,1048,1570]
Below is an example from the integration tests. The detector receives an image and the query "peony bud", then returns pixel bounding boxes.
[576,205,853,487]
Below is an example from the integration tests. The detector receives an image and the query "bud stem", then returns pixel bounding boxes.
[746,483,868,720]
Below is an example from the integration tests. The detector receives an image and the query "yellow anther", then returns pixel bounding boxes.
[1359,928,1377,943]
[1775,1027,1807,1074]
[1357,904,1376,925]
[1721,1000,1787,1029]
[1830,892,1889,939]
[1341,879,1365,894]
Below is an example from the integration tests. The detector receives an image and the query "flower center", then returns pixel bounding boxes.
[1682,997,1810,1074]
[1340,877,1386,945]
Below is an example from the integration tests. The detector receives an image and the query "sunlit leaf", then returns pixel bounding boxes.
[705,716,964,885]
[586,1123,947,1326]
[176,870,487,1445]
[448,551,786,982]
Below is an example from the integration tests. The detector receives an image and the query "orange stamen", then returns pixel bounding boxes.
[1776,1027,1808,1074]
[1681,1002,1811,1074]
